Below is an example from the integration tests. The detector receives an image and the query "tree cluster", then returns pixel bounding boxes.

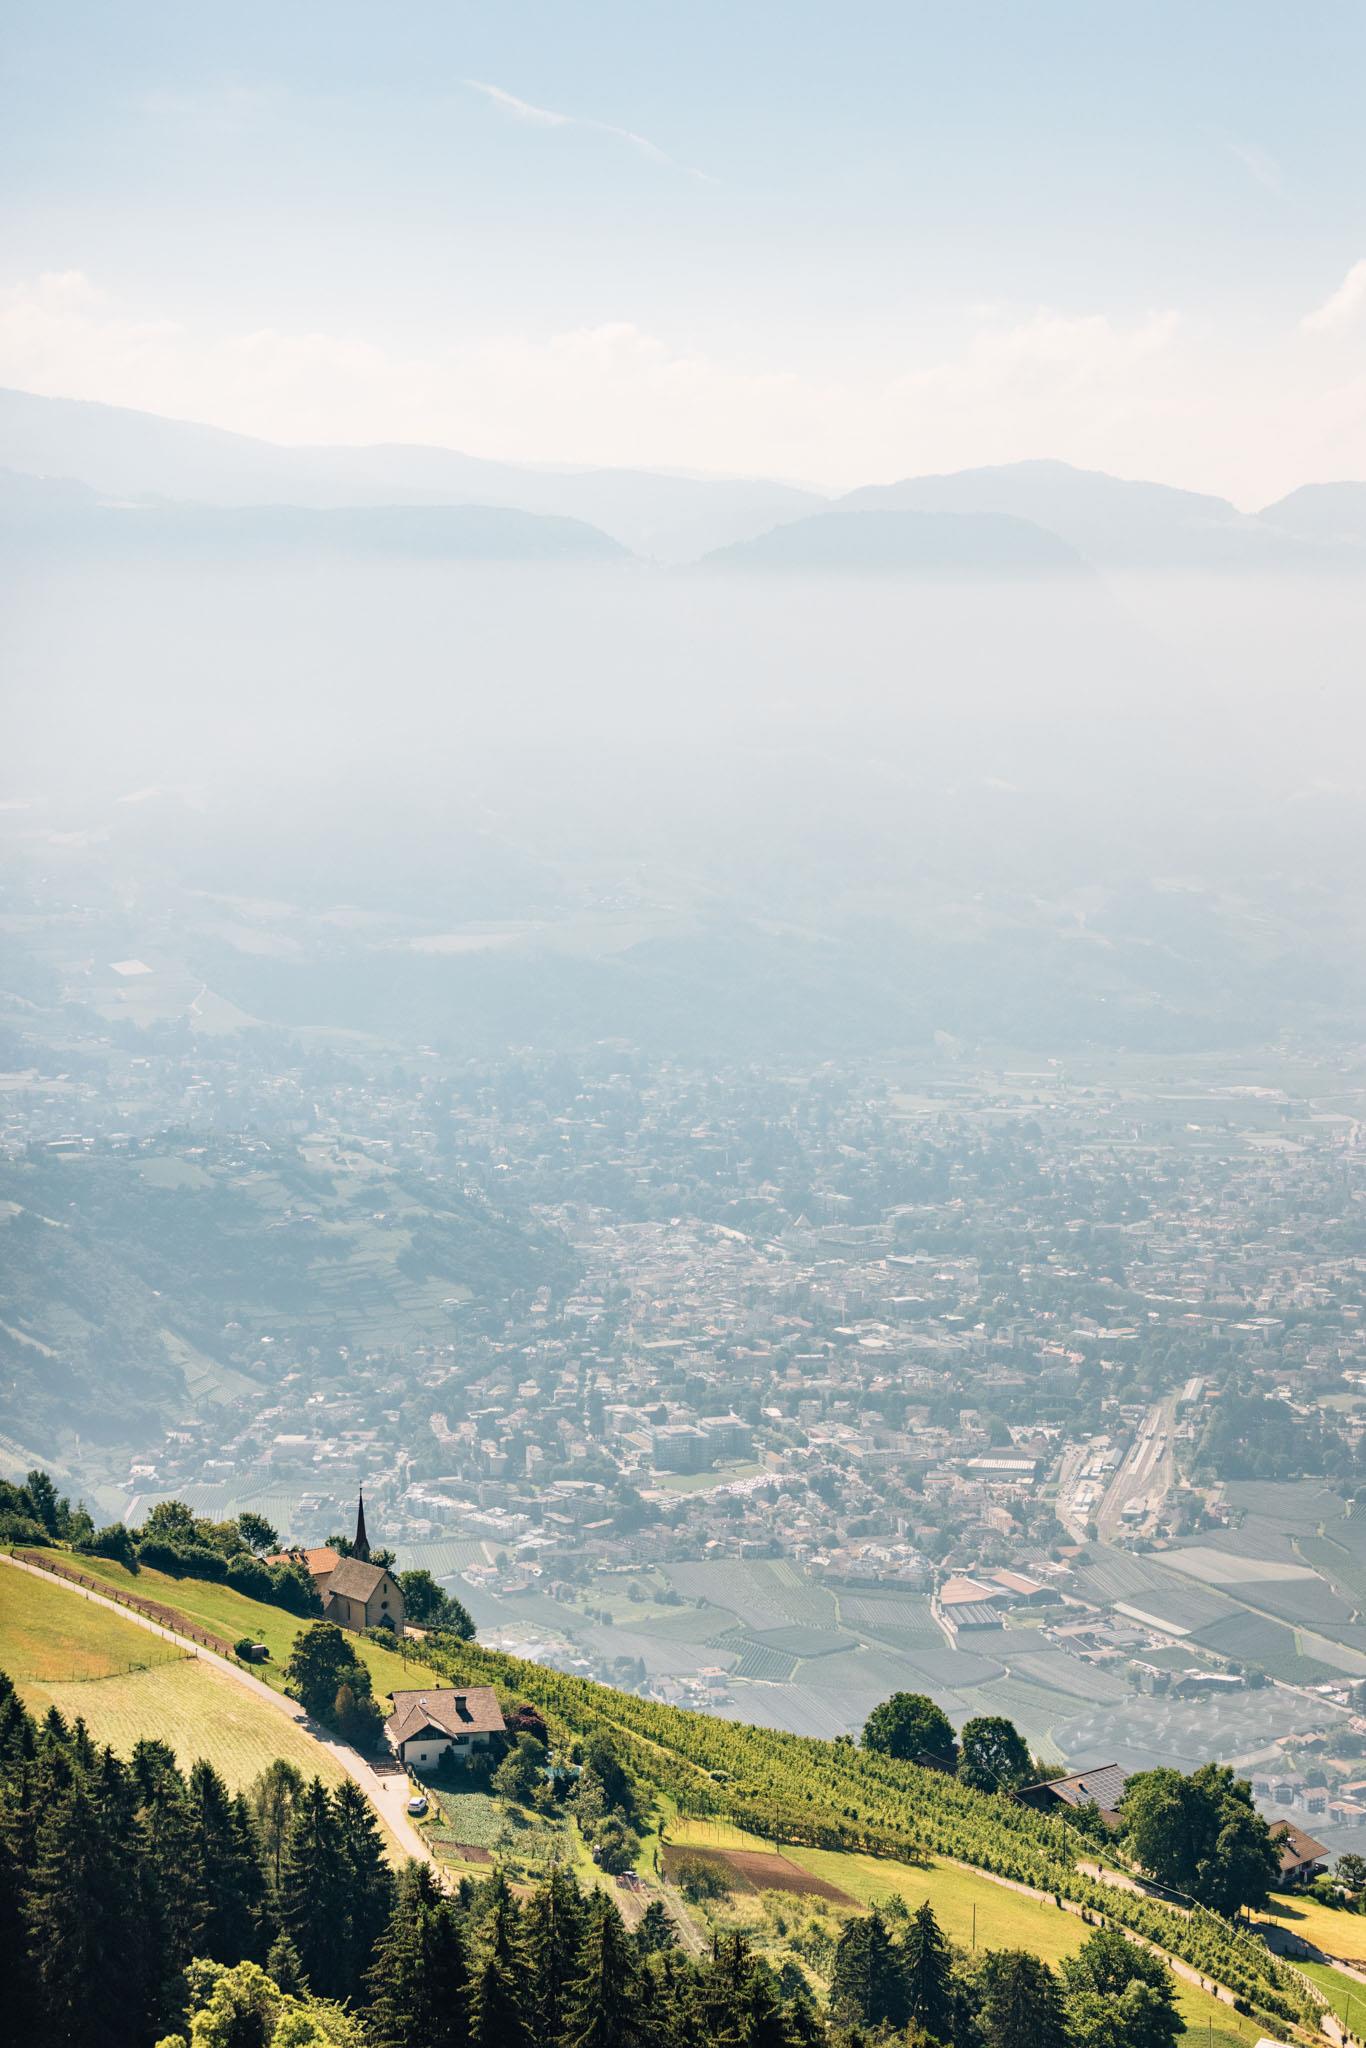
[861,1695,1037,1795]
[284,1622,387,1752]
[0,1667,389,2048]
[1118,1764,1281,1917]
[831,1900,1181,2048]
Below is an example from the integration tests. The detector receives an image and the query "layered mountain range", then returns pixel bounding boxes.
[3,384,1364,572]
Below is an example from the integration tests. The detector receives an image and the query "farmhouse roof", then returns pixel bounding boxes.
[1021,1762,1129,1815]
[386,1686,506,1746]
[939,1575,1003,1606]
[1269,1820,1330,1872]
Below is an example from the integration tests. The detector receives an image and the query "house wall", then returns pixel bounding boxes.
[401,1730,493,1772]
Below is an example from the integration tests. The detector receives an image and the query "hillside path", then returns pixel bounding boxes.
[1,1551,438,1874]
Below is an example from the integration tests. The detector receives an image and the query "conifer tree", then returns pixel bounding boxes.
[366,1862,470,2048]
[523,1867,588,2038]
[469,1875,531,2048]
[332,1775,395,1997]
[900,1901,954,2041]
[24,1780,156,2048]
[978,1949,1069,2048]
[829,1907,907,2031]
[563,1890,641,2048]
[279,1775,350,1998]
[633,1897,675,1956]
[185,1758,265,1962]
[266,1927,308,1996]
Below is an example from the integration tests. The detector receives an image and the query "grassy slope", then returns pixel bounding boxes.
[1,1566,346,1793]
[21,1658,348,1793]
[1296,1958,1366,2032]
[70,1553,444,1701]
[1257,1891,1366,1965]
[0,1563,188,1680]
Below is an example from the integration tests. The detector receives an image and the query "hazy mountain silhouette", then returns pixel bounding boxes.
[1260,481,1366,545]
[0,386,821,562]
[836,458,1338,568]
[701,505,1087,573]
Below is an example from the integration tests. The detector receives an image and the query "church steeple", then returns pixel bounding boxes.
[353,1487,370,1562]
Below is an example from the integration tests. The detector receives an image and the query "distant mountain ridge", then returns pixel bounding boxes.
[834,458,1356,569]
[702,504,1088,574]
[0,386,822,563]
[1259,480,1366,544]
[0,471,627,562]
[2,386,1365,572]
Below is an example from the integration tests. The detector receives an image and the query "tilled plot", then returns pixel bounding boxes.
[664,1842,852,1903]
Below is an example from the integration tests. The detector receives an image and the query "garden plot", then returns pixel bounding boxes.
[662,1843,852,1904]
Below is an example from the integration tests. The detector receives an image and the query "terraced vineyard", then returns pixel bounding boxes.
[423,1635,1323,2044]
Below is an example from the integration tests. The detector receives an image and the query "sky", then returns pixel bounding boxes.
[1,1,1365,504]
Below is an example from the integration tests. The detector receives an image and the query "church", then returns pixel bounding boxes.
[269,1489,406,1635]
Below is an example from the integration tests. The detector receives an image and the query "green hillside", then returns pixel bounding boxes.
[0,1562,348,1793]
[1,1549,1323,2047]
[0,1133,575,1456]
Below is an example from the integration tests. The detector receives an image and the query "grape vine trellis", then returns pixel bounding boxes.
[418,1637,1324,2039]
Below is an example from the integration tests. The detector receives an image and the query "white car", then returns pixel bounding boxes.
[406,1793,429,1817]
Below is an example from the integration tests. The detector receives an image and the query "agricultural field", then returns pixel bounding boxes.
[19,1657,349,1793]
[429,1782,580,1883]
[664,1559,839,1631]
[1189,1609,1357,1683]
[662,1841,852,1904]
[1,1566,346,1793]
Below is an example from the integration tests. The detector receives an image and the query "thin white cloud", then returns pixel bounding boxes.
[1302,259,1366,334]
[1225,140,1283,195]
[465,79,715,183]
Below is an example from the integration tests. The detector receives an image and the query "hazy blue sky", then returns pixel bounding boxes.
[2,2,1364,500]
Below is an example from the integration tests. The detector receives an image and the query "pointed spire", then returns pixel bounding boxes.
[353,1487,370,1562]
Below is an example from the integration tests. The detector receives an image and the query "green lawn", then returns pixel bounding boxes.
[1,1562,188,1682]
[64,1553,446,1703]
[652,1462,765,1495]
[1297,1957,1366,2033]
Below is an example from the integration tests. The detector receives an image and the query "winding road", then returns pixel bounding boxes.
[1,1550,438,1872]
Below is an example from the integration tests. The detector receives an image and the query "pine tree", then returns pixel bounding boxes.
[563,1890,640,2048]
[279,1775,349,1999]
[469,1876,530,2048]
[633,1897,675,1956]
[829,1907,907,2030]
[900,1901,954,2041]
[366,1862,470,2048]
[266,1928,308,1995]
[978,1950,1069,2048]
[185,1759,264,1962]
[332,1775,395,1997]
[245,1756,305,1892]
[523,1867,588,2038]
[23,1780,156,2048]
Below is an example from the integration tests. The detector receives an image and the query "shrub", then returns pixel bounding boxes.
[672,1855,734,1902]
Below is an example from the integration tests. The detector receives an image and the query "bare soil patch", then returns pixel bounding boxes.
[664,1842,852,1903]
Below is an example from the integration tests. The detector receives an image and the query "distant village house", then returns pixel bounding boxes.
[385,1686,506,1772]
